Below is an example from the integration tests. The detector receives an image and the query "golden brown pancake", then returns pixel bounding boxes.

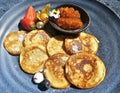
[65,52,106,89]
[64,32,99,55]
[3,31,26,55]
[79,32,99,54]
[64,35,82,55]
[24,30,50,52]
[47,35,67,56]
[44,53,70,88]
[20,44,48,74]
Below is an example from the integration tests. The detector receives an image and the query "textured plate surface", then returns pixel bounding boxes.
[0,0,120,93]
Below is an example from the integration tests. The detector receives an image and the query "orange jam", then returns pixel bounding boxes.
[56,7,83,30]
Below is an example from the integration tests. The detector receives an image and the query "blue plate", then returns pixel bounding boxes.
[0,0,120,93]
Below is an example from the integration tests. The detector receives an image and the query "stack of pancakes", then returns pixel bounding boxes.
[3,30,106,89]
[4,30,50,74]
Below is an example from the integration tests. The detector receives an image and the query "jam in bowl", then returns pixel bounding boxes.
[49,4,90,34]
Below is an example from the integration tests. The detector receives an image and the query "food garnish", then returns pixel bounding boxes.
[36,21,45,29]
[36,4,50,21]
[36,4,51,29]
[20,6,36,31]
[33,72,44,84]
[25,6,36,22]
[20,18,36,31]
[49,9,60,22]
[20,4,51,30]
[38,79,50,91]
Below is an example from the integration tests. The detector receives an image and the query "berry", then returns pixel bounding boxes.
[38,79,50,91]
[33,72,44,84]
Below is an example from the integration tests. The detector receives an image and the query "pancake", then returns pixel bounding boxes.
[3,31,26,55]
[64,35,82,55]
[65,52,106,88]
[64,32,99,55]
[79,32,99,54]
[24,30,50,52]
[20,44,48,74]
[44,53,70,88]
[47,35,67,56]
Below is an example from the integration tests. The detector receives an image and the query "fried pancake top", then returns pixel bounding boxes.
[64,35,82,55]
[24,30,50,47]
[79,32,99,54]
[64,32,99,55]
[44,53,70,88]
[65,52,106,88]
[47,35,67,56]
[20,44,48,74]
[3,31,26,55]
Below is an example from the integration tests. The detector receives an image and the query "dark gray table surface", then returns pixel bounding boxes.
[0,0,120,93]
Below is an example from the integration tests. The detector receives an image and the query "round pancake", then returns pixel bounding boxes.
[24,30,50,52]
[64,32,99,55]
[47,35,67,56]
[3,31,26,55]
[44,53,70,88]
[65,52,106,89]
[20,44,48,74]
[79,32,99,54]
[64,35,82,55]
